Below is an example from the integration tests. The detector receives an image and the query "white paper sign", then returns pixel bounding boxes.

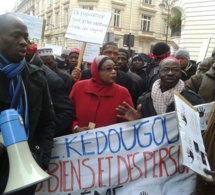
[174,92,212,180]
[197,102,214,132]
[65,9,111,44]
[45,44,62,56]
[13,12,44,39]
[34,103,214,195]
[196,38,211,63]
[78,42,100,63]
[36,112,196,194]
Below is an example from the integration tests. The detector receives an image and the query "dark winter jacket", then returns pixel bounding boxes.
[31,55,75,137]
[186,66,215,103]
[0,62,55,194]
[137,89,204,118]
[181,60,197,82]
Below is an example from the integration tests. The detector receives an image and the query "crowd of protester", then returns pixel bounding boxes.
[0,13,215,194]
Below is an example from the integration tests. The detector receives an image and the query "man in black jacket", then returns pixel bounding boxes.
[0,13,55,194]
[37,48,73,95]
[27,48,75,137]
[175,49,197,82]
[117,48,144,107]
[146,42,171,90]
[116,56,204,120]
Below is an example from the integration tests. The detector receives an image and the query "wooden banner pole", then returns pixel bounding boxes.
[77,42,87,69]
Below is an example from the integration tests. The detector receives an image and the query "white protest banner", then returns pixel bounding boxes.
[13,12,44,39]
[196,37,211,63]
[65,9,111,44]
[45,44,63,56]
[35,102,213,195]
[174,92,212,180]
[78,42,100,63]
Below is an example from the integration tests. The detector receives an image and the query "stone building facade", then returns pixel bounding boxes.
[14,0,215,61]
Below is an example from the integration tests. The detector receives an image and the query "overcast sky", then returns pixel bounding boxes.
[0,0,17,15]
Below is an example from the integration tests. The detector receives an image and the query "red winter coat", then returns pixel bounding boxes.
[69,56,133,129]
[70,79,133,128]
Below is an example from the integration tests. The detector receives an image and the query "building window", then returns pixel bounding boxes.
[47,16,52,29]
[115,39,120,47]
[47,38,51,44]
[55,37,59,45]
[114,9,121,27]
[64,8,69,26]
[143,0,152,4]
[141,15,151,31]
[55,12,59,28]
[83,6,93,10]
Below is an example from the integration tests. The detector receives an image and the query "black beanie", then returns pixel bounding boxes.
[132,54,144,62]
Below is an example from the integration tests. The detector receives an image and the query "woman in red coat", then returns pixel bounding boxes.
[69,55,133,133]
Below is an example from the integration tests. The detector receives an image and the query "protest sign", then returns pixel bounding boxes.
[173,92,212,180]
[65,9,111,44]
[45,44,62,56]
[13,12,44,39]
[197,101,214,132]
[196,37,211,63]
[78,42,100,63]
[35,102,212,195]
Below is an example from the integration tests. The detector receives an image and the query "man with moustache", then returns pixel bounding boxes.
[116,56,204,120]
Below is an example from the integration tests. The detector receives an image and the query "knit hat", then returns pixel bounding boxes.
[132,54,144,62]
[38,48,53,57]
[61,49,70,56]
[159,56,180,66]
[55,56,66,68]
[175,49,190,61]
[69,48,80,56]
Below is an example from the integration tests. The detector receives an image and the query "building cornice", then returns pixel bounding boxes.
[111,0,126,6]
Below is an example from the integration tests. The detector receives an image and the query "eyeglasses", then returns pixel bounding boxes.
[100,66,118,72]
[160,68,181,73]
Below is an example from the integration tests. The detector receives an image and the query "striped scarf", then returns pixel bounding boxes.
[151,79,185,115]
[0,54,29,136]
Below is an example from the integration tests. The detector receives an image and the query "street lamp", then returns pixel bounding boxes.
[159,0,178,43]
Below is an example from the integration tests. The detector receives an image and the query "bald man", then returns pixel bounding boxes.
[0,13,55,194]
[116,56,204,120]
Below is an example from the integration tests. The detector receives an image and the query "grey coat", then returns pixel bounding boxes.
[186,66,215,103]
